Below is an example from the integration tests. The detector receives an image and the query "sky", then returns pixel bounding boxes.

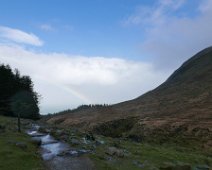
[0,0,212,114]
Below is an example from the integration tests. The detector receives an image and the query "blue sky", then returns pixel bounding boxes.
[0,0,150,58]
[0,0,212,113]
[0,0,200,59]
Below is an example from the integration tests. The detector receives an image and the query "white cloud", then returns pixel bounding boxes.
[39,24,55,32]
[159,0,186,10]
[0,45,169,114]
[123,0,186,26]
[0,26,43,46]
[124,0,212,69]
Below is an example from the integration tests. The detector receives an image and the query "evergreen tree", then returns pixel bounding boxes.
[0,63,40,120]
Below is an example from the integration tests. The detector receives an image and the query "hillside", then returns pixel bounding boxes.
[114,46,212,119]
[46,47,212,147]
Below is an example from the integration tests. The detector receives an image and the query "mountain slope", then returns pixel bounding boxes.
[47,47,212,146]
[113,46,212,119]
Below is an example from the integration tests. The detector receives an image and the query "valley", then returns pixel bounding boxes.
[0,47,212,170]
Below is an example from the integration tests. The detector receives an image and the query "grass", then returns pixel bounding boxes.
[48,125,212,169]
[41,122,212,170]
[89,136,212,170]
[0,116,44,170]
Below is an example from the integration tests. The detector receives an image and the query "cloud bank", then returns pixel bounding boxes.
[0,45,168,113]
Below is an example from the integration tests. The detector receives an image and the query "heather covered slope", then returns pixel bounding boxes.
[46,47,212,146]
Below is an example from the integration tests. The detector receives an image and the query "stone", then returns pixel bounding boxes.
[133,160,144,168]
[57,149,91,157]
[174,164,191,170]
[78,149,91,155]
[159,163,192,170]
[38,127,51,134]
[69,150,79,156]
[105,147,126,158]
[0,124,5,129]
[30,133,46,137]
[60,134,69,141]
[160,165,173,170]
[57,150,70,156]
[85,133,95,141]
[95,140,105,146]
[160,162,176,170]
[16,142,27,150]
[194,165,210,170]
[70,138,80,146]
[55,129,62,135]
[0,124,5,133]
[7,140,16,145]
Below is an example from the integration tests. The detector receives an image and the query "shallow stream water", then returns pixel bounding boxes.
[27,125,71,160]
[26,125,94,170]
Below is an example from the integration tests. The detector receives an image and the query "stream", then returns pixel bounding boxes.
[27,125,94,170]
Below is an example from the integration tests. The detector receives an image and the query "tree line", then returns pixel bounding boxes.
[51,104,110,116]
[0,64,40,120]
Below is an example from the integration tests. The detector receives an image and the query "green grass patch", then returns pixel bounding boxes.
[89,136,212,170]
[0,116,44,170]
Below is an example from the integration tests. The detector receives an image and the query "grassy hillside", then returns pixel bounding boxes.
[46,47,212,147]
[114,46,212,119]
[0,116,44,170]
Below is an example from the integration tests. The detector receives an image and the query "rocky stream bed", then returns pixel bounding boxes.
[27,124,95,170]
